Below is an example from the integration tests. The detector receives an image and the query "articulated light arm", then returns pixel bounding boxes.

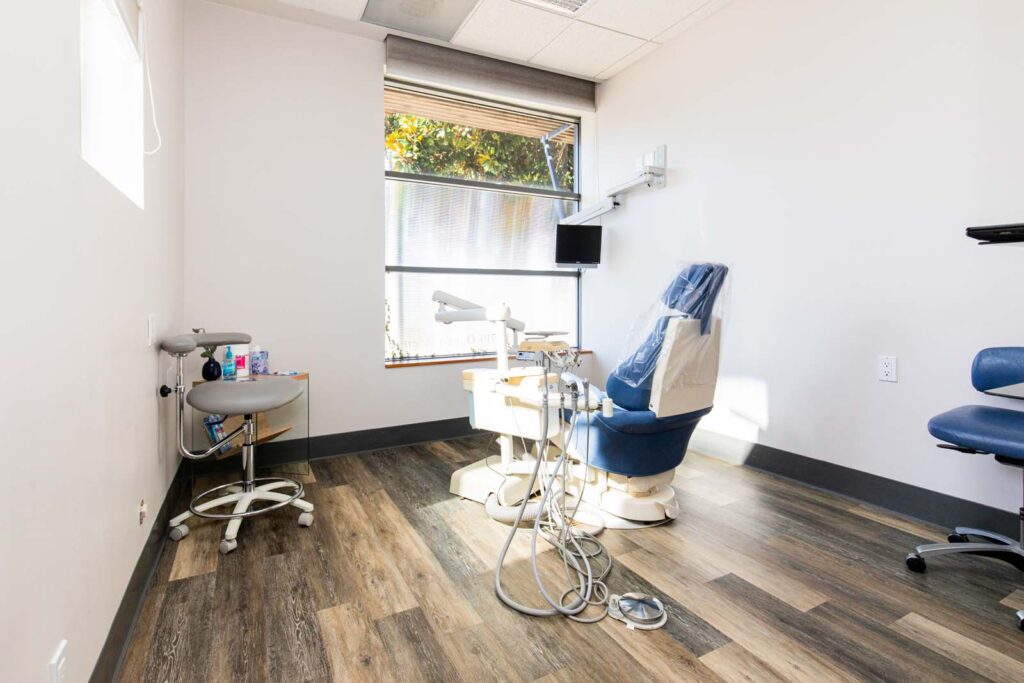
[433,290,524,374]
[432,291,525,331]
[562,144,667,225]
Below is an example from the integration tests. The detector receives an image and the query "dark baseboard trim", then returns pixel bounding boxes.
[187,416,479,477]
[303,416,478,460]
[728,438,1019,538]
[91,466,187,683]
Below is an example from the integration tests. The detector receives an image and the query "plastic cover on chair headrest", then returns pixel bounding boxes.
[608,263,728,409]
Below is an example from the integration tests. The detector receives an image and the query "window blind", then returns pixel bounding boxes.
[385,35,596,114]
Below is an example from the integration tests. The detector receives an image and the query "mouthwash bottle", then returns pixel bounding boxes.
[223,346,236,380]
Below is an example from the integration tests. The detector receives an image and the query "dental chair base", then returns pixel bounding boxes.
[563,468,679,526]
[449,453,539,506]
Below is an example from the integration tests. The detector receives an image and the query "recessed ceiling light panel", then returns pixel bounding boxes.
[512,0,594,17]
[362,0,479,40]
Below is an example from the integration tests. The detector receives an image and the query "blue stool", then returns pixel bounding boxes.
[906,347,1024,630]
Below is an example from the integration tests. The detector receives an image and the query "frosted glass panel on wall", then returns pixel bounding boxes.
[385,180,573,270]
[80,0,144,207]
[385,271,576,360]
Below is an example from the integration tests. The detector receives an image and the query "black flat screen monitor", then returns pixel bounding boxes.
[556,224,602,268]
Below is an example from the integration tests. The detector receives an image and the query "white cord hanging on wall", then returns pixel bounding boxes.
[139,1,162,155]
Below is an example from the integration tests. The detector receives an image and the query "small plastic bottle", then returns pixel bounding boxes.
[234,343,250,378]
[223,346,236,380]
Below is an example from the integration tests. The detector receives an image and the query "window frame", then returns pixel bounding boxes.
[383,82,583,363]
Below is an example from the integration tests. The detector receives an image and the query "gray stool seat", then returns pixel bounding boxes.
[187,376,303,415]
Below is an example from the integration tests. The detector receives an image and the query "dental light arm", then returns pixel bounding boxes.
[433,290,524,374]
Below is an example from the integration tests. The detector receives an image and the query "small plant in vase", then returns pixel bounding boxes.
[193,327,222,381]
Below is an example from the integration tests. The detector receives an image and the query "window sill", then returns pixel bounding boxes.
[385,349,592,369]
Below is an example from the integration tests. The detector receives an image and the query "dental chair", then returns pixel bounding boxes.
[565,263,728,524]
[905,347,1024,630]
[159,332,314,554]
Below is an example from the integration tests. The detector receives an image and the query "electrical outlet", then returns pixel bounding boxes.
[139,499,148,525]
[49,640,67,683]
[146,314,156,347]
[878,355,898,383]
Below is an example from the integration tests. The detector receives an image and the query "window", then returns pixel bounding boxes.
[80,0,144,207]
[384,86,580,361]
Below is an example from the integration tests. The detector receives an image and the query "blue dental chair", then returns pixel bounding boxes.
[905,347,1024,630]
[566,263,728,524]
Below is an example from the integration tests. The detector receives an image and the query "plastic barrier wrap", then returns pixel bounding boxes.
[611,263,729,405]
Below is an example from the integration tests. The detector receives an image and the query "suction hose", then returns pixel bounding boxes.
[492,389,609,622]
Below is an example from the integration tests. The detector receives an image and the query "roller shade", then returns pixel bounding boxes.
[112,0,140,55]
[385,35,595,114]
[384,87,576,144]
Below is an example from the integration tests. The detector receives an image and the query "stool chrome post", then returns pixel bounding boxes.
[159,332,313,555]
[242,414,256,493]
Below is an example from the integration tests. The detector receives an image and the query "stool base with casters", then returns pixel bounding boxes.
[159,332,314,555]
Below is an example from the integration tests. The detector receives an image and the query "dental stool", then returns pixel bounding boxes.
[565,263,728,523]
[905,347,1024,630]
[160,332,314,555]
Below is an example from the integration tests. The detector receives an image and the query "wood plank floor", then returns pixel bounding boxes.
[120,435,1024,682]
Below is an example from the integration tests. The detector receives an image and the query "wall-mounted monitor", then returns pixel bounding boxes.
[555,224,602,268]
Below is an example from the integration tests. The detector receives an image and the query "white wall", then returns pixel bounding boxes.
[0,1,184,680]
[589,0,1024,512]
[184,0,480,437]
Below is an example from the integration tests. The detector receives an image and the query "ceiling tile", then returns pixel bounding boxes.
[276,0,369,20]
[595,40,658,80]
[653,0,733,44]
[452,0,572,62]
[580,0,709,40]
[361,0,480,40]
[530,21,644,78]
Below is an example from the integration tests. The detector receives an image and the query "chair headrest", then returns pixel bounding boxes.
[607,263,728,411]
[661,262,728,335]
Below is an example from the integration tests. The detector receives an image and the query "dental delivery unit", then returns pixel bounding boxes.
[432,262,728,628]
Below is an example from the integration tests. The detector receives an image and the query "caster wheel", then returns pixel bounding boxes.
[169,524,189,541]
[219,539,238,555]
[947,533,970,543]
[905,553,927,573]
[298,512,314,527]
[1017,610,1024,632]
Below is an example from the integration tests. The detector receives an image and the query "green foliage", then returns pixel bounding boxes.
[385,114,574,191]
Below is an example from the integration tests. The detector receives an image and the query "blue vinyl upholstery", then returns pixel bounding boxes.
[929,406,1024,462]
[972,347,1024,393]
[930,347,1024,465]
[574,263,727,478]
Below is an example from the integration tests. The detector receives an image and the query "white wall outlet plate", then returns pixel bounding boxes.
[147,313,156,347]
[878,355,898,383]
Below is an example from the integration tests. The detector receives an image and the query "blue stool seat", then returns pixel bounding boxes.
[928,405,1024,463]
